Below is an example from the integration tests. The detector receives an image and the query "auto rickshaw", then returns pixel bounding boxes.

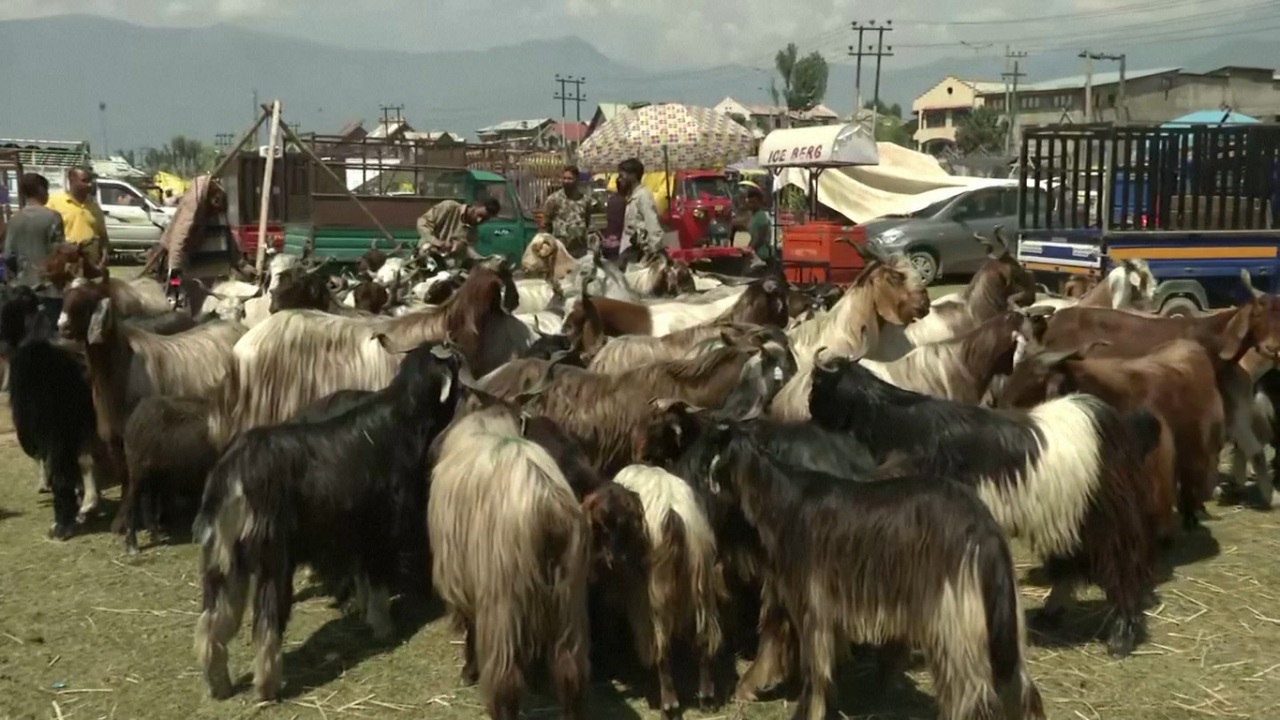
[598,169,735,247]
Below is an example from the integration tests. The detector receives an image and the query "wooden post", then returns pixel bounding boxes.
[269,110,397,245]
[254,100,283,274]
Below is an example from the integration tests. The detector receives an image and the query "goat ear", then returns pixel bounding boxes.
[438,373,454,404]
[1218,302,1255,361]
[86,298,112,344]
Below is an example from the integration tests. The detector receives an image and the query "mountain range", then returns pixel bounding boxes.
[0,14,1274,151]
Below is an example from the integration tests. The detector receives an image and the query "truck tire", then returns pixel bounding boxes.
[907,249,939,286]
[1159,295,1201,318]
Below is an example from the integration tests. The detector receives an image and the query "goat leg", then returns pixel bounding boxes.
[79,439,113,524]
[47,451,80,540]
[460,618,479,686]
[363,581,395,642]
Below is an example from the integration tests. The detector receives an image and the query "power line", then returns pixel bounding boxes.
[897,0,1274,48]
[1002,47,1027,155]
[895,0,1248,26]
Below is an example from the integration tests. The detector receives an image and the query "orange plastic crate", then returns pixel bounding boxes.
[781,222,868,285]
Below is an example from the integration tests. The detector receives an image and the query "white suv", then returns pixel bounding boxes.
[94,178,176,261]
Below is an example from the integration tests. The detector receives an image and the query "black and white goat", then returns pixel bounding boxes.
[660,412,1045,720]
[808,347,1162,657]
[192,339,462,702]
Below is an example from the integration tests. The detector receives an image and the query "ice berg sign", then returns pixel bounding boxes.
[764,144,828,165]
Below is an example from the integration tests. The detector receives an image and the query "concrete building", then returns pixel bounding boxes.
[911,76,1005,153]
[979,66,1280,140]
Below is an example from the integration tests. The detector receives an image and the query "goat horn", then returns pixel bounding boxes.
[368,239,378,251]
[812,346,836,373]
[515,349,570,403]
[1241,269,1266,299]
[532,316,551,337]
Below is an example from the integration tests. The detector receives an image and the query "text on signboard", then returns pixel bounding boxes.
[766,144,825,164]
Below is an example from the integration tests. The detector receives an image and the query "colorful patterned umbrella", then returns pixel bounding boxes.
[576,103,756,173]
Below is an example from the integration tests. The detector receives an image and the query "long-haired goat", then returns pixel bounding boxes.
[120,395,218,554]
[887,227,1036,357]
[769,249,931,420]
[502,341,795,474]
[0,286,99,539]
[429,403,591,720]
[58,284,245,524]
[858,309,1048,405]
[208,265,513,447]
[1039,271,1280,506]
[665,415,1045,720]
[193,339,462,702]
[1029,259,1157,313]
[596,465,725,717]
[809,349,1161,657]
[633,403,886,700]
[999,338,1216,537]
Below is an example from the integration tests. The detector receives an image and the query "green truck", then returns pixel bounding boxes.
[225,137,540,266]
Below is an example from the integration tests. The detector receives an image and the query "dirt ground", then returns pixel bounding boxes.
[4,284,1280,719]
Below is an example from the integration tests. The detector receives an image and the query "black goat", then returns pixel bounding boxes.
[193,338,462,702]
[120,395,218,554]
[663,413,1045,720]
[0,285,97,539]
[809,349,1161,657]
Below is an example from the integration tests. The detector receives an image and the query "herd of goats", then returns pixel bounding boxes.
[1,227,1279,720]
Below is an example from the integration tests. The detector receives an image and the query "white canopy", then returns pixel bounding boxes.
[757,123,880,169]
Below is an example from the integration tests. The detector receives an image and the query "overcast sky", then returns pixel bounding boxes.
[0,0,1270,70]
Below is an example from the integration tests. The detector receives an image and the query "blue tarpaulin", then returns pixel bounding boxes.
[1161,110,1261,127]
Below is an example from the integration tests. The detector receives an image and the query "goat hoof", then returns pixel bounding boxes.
[661,707,681,720]
[459,667,479,687]
[124,540,140,556]
[48,522,75,541]
[1106,618,1140,658]
[698,693,716,711]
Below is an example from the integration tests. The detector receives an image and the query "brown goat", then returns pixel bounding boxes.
[499,344,782,475]
[1000,338,1210,538]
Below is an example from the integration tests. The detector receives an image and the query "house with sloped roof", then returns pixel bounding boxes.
[585,102,654,137]
[911,76,1006,153]
[713,97,839,137]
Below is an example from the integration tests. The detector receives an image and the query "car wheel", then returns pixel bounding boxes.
[907,250,939,285]
[1159,295,1201,318]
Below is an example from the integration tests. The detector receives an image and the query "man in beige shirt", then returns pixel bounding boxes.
[616,157,663,267]
[416,196,501,263]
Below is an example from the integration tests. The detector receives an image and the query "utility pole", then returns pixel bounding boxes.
[849,20,893,132]
[252,89,260,144]
[553,75,587,122]
[1002,47,1027,155]
[378,104,405,132]
[1080,51,1126,123]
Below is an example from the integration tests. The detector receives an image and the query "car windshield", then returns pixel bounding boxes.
[683,175,731,200]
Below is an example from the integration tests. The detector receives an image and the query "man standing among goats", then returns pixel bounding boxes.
[3,173,66,314]
[615,157,663,268]
[47,167,110,272]
[540,165,593,257]
[415,196,501,265]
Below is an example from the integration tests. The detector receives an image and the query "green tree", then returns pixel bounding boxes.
[863,98,903,118]
[134,135,218,176]
[770,43,829,113]
[955,107,1006,155]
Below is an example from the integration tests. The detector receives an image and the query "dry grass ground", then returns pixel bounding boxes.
[4,283,1280,719]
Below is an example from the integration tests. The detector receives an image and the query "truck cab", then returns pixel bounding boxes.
[1015,122,1280,314]
[467,170,540,261]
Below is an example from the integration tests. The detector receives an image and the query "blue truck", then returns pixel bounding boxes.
[1015,123,1280,315]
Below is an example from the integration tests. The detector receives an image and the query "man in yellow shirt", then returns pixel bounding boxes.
[47,167,110,270]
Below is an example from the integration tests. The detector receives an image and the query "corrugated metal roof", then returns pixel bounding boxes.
[477,118,554,134]
[962,79,1006,94]
[1013,67,1181,93]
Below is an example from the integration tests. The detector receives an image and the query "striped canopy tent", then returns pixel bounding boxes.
[577,103,756,174]
[1161,110,1261,127]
